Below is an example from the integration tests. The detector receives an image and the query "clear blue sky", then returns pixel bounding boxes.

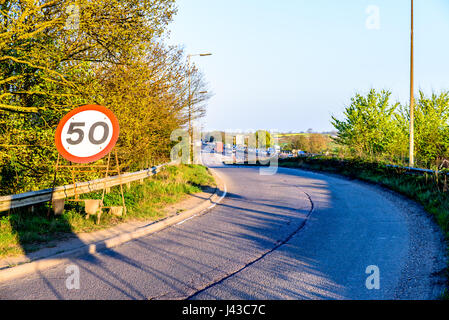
[167,0,449,132]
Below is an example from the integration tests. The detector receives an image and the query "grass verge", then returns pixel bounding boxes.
[0,164,215,259]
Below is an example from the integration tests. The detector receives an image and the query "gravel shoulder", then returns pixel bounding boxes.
[362,180,447,299]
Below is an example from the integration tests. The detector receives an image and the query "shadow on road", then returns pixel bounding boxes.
[2,163,384,300]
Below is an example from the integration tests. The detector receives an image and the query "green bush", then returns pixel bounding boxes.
[332,89,449,168]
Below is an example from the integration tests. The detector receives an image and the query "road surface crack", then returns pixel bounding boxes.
[185,190,315,300]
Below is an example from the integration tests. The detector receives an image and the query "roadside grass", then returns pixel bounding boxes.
[277,156,449,298]
[0,164,214,259]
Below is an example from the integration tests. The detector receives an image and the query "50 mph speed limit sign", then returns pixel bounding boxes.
[55,105,119,163]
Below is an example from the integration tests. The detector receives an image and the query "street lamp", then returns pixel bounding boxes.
[187,53,212,163]
[409,0,415,167]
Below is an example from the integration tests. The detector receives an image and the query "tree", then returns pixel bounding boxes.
[290,135,309,152]
[331,89,449,167]
[0,0,212,193]
[94,46,188,169]
[308,134,328,154]
[399,91,449,166]
[0,0,177,114]
[331,89,402,157]
[255,130,273,148]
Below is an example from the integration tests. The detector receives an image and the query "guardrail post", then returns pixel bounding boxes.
[47,154,61,218]
[52,198,65,215]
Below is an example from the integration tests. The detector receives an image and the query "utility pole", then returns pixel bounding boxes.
[188,55,192,164]
[187,53,212,164]
[409,0,415,167]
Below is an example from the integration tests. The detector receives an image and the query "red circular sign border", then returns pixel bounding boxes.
[55,105,120,164]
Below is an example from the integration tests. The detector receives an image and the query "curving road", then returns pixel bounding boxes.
[0,153,445,300]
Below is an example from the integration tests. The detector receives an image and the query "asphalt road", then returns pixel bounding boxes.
[0,153,445,300]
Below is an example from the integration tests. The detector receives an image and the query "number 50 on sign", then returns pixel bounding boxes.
[55,105,119,163]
